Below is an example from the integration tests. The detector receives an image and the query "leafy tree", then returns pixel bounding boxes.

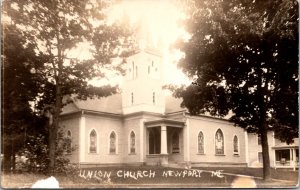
[174,0,298,180]
[1,24,46,172]
[3,0,132,173]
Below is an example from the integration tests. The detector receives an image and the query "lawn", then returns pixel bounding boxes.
[1,166,298,188]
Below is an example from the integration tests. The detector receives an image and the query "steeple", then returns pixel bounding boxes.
[121,21,165,114]
[135,16,155,51]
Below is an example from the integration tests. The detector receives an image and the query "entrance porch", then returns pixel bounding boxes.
[273,146,299,171]
[144,119,185,166]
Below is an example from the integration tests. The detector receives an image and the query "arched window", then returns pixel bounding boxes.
[109,132,116,154]
[130,131,135,154]
[90,130,97,153]
[198,131,204,154]
[172,131,180,153]
[66,130,72,154]
[215,129,224,155]
[233,135,239,154]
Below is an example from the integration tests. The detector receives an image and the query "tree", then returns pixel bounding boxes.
[3,0,132,173]
[174,0,298,180]
[1,23,47,172]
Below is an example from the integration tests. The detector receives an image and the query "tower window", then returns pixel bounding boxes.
[131,92,134,105]
[136,66,138,78]
[152,61,154,67]
[153,92,155,104]
[148,66,150,74]
[258,135,261,145]
[132,61,134,79]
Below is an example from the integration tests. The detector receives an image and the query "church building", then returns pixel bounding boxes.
[60,46,298,170]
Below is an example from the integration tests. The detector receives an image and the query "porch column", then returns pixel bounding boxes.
[161,125,168,154]
[292,148,296,171]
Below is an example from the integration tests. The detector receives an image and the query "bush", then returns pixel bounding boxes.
[20,128,76,174]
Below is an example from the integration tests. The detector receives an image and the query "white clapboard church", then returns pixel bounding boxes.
[60,25,298,169]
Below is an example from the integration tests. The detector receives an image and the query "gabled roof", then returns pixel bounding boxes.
[61,94,233,121]
[61,94,123,115]
[61,94,185,115]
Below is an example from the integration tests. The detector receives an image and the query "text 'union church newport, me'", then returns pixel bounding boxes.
[60,43,298,170]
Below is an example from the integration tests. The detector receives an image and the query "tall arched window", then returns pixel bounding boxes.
[172,131,180,153]
[215,129,224,155]
[198,131,204,154]
[110,132,116,154]
[90,130,97,153]
[66,130,72,154]
[233,135,239,154]
[130,131,135,154]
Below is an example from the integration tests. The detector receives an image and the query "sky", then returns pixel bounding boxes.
[87,0,191,87]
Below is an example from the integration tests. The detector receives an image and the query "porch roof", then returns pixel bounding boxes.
[144,119,185,128]
[272,145,299,149]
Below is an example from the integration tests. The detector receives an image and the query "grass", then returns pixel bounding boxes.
[1,166,298,188]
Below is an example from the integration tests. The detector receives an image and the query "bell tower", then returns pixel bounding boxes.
[121,48,165,114]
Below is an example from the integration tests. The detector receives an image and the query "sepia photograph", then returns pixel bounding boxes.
[1,0,299,188]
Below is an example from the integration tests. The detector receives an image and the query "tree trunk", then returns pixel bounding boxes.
[48,124,56,173]
[260,123,271,180]
[10,135,16,173]
[3,150,11,172]
[48,84,62,174]
[48,26,64,173]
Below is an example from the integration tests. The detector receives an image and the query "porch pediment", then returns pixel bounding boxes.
[144,119,185,128]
